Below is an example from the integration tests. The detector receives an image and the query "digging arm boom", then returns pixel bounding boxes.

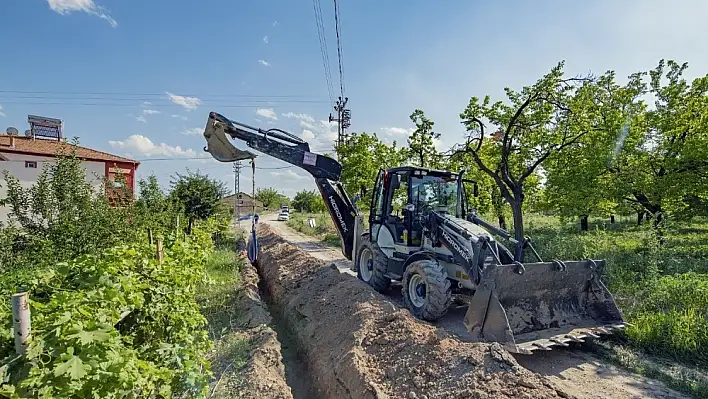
[202,112,359,260]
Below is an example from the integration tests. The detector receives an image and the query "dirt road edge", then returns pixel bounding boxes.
[255,224,574,399]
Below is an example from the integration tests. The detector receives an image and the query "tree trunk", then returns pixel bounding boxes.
[187,217,194,235]
[498,215,507,230]
[610,215,615,224]
[580,215,589,231]
[510,200,524,262]
[652,210,665,246]
[637,211,645,225]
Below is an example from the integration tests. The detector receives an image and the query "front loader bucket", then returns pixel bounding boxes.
[463,260,628,354]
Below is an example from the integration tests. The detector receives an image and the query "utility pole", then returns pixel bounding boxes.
[329,96,351,154]
[233,161,242,228]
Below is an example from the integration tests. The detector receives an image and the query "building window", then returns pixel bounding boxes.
[25,161,37,168]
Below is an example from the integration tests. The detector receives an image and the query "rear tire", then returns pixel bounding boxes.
[355,235,391,293]
[402,259,451,321]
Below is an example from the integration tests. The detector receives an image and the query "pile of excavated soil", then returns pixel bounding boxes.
[256,225,574,399]
[228,254,294,399]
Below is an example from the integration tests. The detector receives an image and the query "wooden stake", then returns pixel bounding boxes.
[156,238,164,264]
[12,292,31,356]
[148,228,154,245]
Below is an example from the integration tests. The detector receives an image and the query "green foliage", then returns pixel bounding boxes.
[169,171,228,228]
[1,150,140,271]
[0,225,215,398]
[456,61,597,242]
[336,132,406,204]
[135,175,182,236]
[291,190,326,213]
[406,109,442,168]
[254,187,290,209]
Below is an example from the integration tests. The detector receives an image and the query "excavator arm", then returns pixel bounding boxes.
[203,112,359,260]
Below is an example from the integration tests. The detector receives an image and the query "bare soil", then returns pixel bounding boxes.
[256,224,570,398]
[262,214,688,399]
[210,251,294,399]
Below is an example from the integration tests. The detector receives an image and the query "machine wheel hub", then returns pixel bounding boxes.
[408,274,427,308]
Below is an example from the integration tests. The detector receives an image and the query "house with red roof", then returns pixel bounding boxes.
[0,115,140,225]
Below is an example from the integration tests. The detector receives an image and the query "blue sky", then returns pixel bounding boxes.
[1,0,707,197]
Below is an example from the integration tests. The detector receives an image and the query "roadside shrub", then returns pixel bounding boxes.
[0,228,214,398]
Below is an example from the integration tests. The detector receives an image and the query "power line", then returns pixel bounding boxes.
[1,96,329,104]
[0,90,328,99]
[312,0,335,104]
[333,0,346,98]
[0,101,327,108]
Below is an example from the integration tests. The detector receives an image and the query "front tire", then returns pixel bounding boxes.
[355,235,391,293]
[402,259,451,321]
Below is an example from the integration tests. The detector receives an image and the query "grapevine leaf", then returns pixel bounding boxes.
[54,355,88,380]
[68,329,111,345]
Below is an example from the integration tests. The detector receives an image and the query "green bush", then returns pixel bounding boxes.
[0,228,214,398]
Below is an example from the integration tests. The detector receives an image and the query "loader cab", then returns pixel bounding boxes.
[369,167,470,255]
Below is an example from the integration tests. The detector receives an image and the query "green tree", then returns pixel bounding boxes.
[1,143,138,265]
[291,189,326,213]
[169,170,228,233]
[542,70,646,230]
[336,132,405,204]
[610,60,708,235]
[407,109,442,168]
[455,61,600,259]
[134,174,180,233]
[255,187,290,209]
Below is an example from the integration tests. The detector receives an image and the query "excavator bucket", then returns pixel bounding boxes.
[463,259,628,354]
[203,115,257,162]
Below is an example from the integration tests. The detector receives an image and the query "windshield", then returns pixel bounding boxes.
[411,174,459,215]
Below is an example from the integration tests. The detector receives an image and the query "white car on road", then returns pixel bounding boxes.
[277,210,289,221]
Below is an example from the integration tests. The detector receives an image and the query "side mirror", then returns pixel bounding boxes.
[473,183,479,197]
[404,203,415,212]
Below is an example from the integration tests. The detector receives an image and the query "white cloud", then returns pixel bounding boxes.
[270,169,308,180]
[135,115,147,123]
[263,36,269,44]
[142,109,160,115]
[282,111,338,148]
[172,114,189,121]
[302,129,315,140]
[181,127,203,136]
[256,108,277,120]
[166,92,201,111]
[141,101,152,107]
[258,60,270,67]
[109,135,196,158]
[272,21,278,27]
[0,105,5,117]
[380,127,413,137]
[46,0,117,27]
[282,112,315,124]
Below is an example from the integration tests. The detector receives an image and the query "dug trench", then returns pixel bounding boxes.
[207,247,297,399]
[259,214,689,399]
[254,223,572,399]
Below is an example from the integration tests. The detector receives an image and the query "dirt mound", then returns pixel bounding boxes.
[256,225,573,399]
[230,255,293,399]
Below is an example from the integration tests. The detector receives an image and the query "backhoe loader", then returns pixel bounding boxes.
[202,111,628,354]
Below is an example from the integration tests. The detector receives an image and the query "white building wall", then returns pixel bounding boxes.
[0,152,105,226]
